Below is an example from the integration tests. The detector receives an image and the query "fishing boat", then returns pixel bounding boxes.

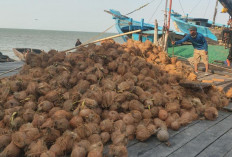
[13,48,43,61]
[170,10,226,43]
[105,9,185,44]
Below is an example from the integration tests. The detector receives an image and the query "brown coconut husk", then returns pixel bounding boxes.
[122,113,135,125]
[100,132,111,144]
[71,145,87,157]
[32,113,48,127]
[154,118,167,130]
[109,145,128,157]
[108,111,119,122]
[70,116,83,128]
[41,128,61,144]
[126,125,135,139]
[136,124,151,141]
[142,109,152,119]
[102,91,117,108]
[0,134,11,150]
[52,110,72,120]
[41,118,54,129]
[38,101,54,112]
[178,111,193,126]
[88,134,101,144]
[130,110,142,123]
[23,109,35,122]
[85,123,101,137]
[114,120,126,132]
[158,109,168,121]
[40,151,56,157]
[4,98,20,109]
[166,102,180,113]
[204,107,218,120]
[111,131,127,146]
[54,118,69,132]
[129,100,144,112]
[157,129,169,142]
[171,121,180,131]
[100,119,113,132]
[25,139,48,157]
[0,141,21,157]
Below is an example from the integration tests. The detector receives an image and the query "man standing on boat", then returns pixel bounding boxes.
[172,26,209,75]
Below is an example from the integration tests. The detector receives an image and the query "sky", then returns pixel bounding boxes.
[0,0,230,33]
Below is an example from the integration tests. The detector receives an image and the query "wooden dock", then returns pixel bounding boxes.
[126,110,232,157]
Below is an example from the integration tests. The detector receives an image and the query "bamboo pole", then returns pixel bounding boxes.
[154,19,158,46]
[213,0,219,25]
[64,29,142,52]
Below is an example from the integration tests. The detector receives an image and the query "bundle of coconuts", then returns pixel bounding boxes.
[0,39,229,157]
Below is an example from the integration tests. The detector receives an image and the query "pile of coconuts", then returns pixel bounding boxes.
[0,39,229,157]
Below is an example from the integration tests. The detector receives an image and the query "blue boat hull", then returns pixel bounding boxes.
[106,9,184,43]
[170,10,226,41]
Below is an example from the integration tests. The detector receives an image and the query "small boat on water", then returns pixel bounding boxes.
[13,48,43,61]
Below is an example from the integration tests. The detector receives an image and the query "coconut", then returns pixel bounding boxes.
[142,109,152,119]
[166,102,180,113]
[157,129,169,142]
[38,101,54,112]
[136,124,151,141]
[204,107,218,120]
[158,109,168,121]
[0,134,11,150]
[122,113,135,125]
[70,116,83,128]
[0,141,21,157]
[109,145,128,157]
[131,110,142,123]
[25,139,48,157]
[100,119,113,132]
[108,111,119,122]
[129,100,144,112]
[171,121,180,131]
[100,132,110,144]
[114,120,126,132]
[71,145,87,157]
[179,111,192,126]
[40,151,56,157]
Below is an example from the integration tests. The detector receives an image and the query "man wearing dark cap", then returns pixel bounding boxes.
[172,26,209,75]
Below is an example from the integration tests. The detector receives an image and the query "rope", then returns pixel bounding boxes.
[203,0,210,18]
[125,0,157,15]
[78,23,115,47]
[148,0,163,23]
[178,0,185,15]
[189,0,202,14]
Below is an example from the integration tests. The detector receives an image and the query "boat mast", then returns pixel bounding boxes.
[213,0,219,25]
[164,0,172,51]
[162,0,169,48]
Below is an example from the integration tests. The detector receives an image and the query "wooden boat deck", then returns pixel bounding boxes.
[1,62,232,157]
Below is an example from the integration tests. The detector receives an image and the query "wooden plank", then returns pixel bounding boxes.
[223,102,232,112]
[0,61,23,78]
[196,128,232,157]
[166,114,232,157]
[139,111,230,157]
[126,120,201,156]
[224,147,232,157]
